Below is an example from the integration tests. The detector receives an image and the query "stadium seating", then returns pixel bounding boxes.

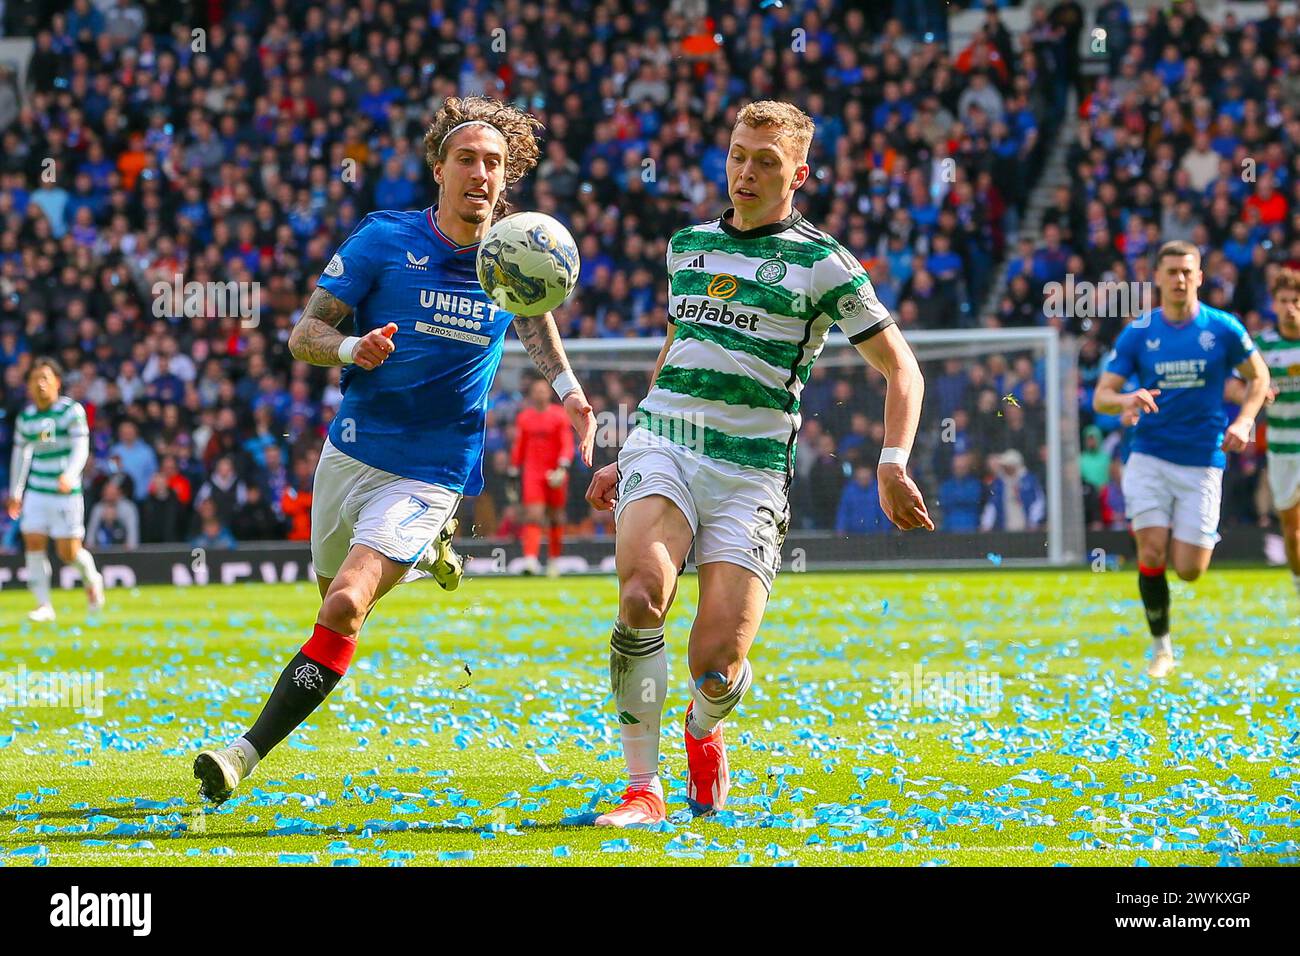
[0,0,1141,548]
[1056,2,1299,531]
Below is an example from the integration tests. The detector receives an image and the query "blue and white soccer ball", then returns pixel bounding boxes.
[476,212,581,317]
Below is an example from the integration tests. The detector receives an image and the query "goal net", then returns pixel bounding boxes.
[485,327,1084,570]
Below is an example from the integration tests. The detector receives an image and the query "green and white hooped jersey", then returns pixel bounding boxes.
[13,397,89,496]
[637,210,894,478]
[1256,328,1300,456]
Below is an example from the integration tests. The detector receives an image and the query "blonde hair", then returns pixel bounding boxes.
[423,96,543,219]
[734,100,814,164]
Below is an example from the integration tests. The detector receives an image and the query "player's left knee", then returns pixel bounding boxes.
[319,587,369,634]
[56,540,79,562]
[693,657,743,699]
[1174,565,1203,583]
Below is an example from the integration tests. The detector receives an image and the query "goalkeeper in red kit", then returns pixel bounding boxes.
[511,376,575,574]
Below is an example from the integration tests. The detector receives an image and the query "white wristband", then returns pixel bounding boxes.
[337,336,361,364]
[552,369,581,401]
[879,446,909,467]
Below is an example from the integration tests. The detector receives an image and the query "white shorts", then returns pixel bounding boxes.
[20,490,85,539]
[310,439,461,580]
[1121,451,1223,549]
[1267,452,1300,512]
[614,428,789,591]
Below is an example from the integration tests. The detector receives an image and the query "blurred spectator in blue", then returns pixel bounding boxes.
[87,480,140,548]
[837,465,890,535]
[190,497,238,550]
[939,451,984,531]
[109,421,158,502]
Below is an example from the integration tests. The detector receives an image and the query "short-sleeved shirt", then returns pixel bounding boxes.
[12,397,88,496]
[1103,304,1256,468]
[637,208,895,478]
[1254,327,1300,455]
[316,206,517,495]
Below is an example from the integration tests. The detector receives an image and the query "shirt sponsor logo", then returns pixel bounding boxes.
[1154,358,1208,375]
[418,290,501,322]
[1153,356,1208,390]
[426,313,483,331]
[675,297,761,331]
[706,273,739,298]
[414,321,491,347]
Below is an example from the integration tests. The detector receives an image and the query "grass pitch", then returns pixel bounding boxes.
[1,568,1298,867]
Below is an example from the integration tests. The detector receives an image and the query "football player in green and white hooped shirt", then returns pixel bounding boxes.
[1256,268,1300,603]
[6,357,105,621]
[583,101,933,826]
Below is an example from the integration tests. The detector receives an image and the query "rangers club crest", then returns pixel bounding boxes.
[1199,330,1216,351]
[292,662,323,690]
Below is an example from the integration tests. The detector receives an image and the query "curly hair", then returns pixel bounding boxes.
[1270,266,1300,296]
[423,96,543,219]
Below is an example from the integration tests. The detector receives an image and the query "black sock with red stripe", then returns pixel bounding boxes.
[243,623,356,758]
[1137,563,1170,638]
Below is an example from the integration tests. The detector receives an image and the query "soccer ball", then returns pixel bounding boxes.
[476,212,581,317]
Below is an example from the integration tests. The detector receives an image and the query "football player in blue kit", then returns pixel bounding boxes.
[1094,241,1270,678]
[194,97,596,802]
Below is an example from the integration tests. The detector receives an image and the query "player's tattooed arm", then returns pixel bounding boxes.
[288,288,354,366]
[512,312,570,382]
[514,312,597,466]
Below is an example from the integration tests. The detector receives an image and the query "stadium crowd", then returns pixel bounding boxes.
[0,0,1078,552]
[1031,0,1300,532]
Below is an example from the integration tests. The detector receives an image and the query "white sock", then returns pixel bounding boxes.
[232,736,260,776]
[1153,634,1172,656]
[72,547,100,585]
[609,619,667,792]
[25,551,51,607]
[687,658,753,739]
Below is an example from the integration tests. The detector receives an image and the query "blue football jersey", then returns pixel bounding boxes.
[1103,304,1256,468]
[316,206,515,495]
